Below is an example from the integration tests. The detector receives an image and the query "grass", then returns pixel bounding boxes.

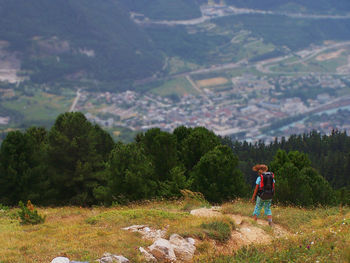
[200,217,236,242]
[166,57,200,75]
[150,77,199,97]
[0,199,349,263]
[2,89,74,124]
[217,199,350,263]
[269,48,349,74]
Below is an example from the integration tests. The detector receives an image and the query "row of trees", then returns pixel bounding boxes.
[225,130,350,189]
[0,112,247,206]
[0,112,347,206]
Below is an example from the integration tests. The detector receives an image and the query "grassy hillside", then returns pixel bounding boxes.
[121,0,203,20]
[215,15,350,51]
[1,199,349,262]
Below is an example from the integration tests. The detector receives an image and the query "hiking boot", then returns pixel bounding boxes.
[268,221,273,227]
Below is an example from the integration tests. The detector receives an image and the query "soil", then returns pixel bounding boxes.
[316,49,346,61]
[190,207,290,250]
[196,77,228,88]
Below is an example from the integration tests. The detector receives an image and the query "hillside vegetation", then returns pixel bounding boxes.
[0,199,349,262]
[0,112,349,207]
[121,0,203,20]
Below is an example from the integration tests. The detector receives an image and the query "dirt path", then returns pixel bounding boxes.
[190,207,290,250]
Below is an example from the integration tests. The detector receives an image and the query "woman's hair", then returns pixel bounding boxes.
[252,164,268,173]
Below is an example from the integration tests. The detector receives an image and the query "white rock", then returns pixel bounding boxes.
[97,253,129,263]
[122,225,146,231]
[169,234,196,262]
[122,225,166,241]
[186,237,196,246]
[113,255,129,263]
[139,247,157,262]
[50,257,70,263]
[148,238,176,262]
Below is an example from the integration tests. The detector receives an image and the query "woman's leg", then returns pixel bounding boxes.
[263,200,273,225]
[253,196,263,220]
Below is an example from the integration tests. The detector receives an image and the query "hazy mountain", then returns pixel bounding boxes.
[0,0,163,86]
[1,0,349,88]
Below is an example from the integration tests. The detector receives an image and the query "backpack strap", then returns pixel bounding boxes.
[259,174,264,189]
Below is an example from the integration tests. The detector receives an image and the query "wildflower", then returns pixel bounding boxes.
[307,245,310,250]
[27,200,34,212]
[310,241,314,245]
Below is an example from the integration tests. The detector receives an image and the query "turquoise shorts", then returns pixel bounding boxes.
[253,196,272,217]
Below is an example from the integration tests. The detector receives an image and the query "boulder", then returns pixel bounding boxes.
[169,234,196,262]
[50,257,70,263]
[139,247,157,262]
[97,253,129,263]
[148,238,176,262]
[186,237,196,246]
[122,225,166,241]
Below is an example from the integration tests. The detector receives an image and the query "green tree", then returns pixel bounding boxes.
[270,150,334,206]
[190,145,248,203]
[138,128,179,182]
[102,142,157,203]
[0,128,49,205]
[181,127,221,173]
[47,112,113,205]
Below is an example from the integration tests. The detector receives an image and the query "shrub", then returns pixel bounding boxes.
[181,189,210,211]
[18,200,46,225]
[200,218,234,242]
[0,204,9,211]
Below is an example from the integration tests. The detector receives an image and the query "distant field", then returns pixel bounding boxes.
[150,77,199,97]
[196,77,229,88]
[270,48,349,74]
[166,57,200,75]
[2,89,74,124]
[316,49,346,61]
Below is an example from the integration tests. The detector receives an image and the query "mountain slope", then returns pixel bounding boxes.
[121,0,203,20]
[0,0,164,86]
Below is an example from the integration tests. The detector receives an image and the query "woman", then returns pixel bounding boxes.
[251,164,274,226]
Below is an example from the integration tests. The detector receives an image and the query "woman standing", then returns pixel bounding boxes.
[251,164,275,226]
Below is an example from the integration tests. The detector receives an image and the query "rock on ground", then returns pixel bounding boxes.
[169,234,196,262]
[148,238,177,262]
[97,253,129,263]
[139,247,157,262]
[122,225,167,241]
[50,257,70,263]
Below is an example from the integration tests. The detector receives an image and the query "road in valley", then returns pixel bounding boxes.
[69,89,81,112]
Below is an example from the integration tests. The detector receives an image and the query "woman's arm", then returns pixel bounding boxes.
[251,184,259,202]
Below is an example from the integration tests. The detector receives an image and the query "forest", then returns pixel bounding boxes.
[0,112,349,207]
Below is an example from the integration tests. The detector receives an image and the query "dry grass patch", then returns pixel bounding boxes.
[0,203,194,263]
[1,200,348,263]
[196,77,229,88]
[316,49,346,61]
